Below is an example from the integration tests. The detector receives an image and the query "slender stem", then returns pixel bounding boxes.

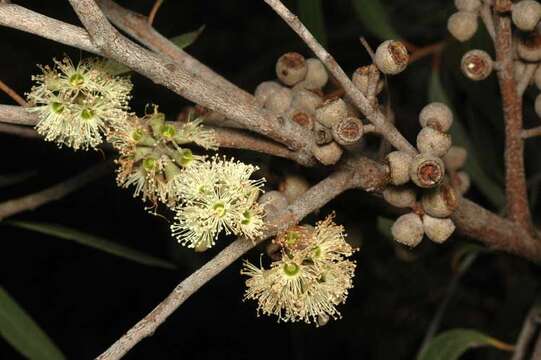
[263,0,417,155]
[146,0,163,25]
[480,2,496,41]
[493,5,533,232]
[0,79,27,106]
[408,41,445,64]
[522,126,541,139]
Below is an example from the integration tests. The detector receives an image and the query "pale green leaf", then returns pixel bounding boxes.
[298,0,327,47]
[352,0,400,40]
[7,221,176,270]
[0,287,65,360]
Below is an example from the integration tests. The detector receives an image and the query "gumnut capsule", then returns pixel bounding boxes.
[391,213,424,247]
[254,81,282,106]
[416,127,452,157]
[383,186,417,208]
[315,97,348,128]
[312,142,343,165]
[461,49,493,81]
[422,215,456,243]
[374,40,409,75]
[421,184,459,218]
[276,52,308,86]
[419,102,453,132]
[409,154,445,188]
[264,86,292,114]
[386,151,414,186]
[300,58,329,90]
[447,11,478,42]
[511,0,541,32]
[454,0,481,12]
[332,117,364,145]
[352,65,384,95]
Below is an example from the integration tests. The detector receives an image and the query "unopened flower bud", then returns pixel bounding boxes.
[454,0,481,12]
[461,49,493,80]
[279,174,310,204]
[265,87,292,114]
[386,151,414,186]
[517,33,541,62]
[419,102,453,132]
[312,142,343,165]
[409,154,445,188]
[447,11,478,42]
[254,81,281,106]
[422,215,455,243]
[512,0,541,32]
[374,40,409,75]
[443,146,467,171]
[416,127,452,157]
[391,213,424,247]
[313,121,333,144]
[315,97,349,128]
[421,184,459,218]
[291,88,323,113]
[301,58,328,90]
[383,185,417,208]
[332,116,364,145]
[352,65,384,95]
[276,52,308,86]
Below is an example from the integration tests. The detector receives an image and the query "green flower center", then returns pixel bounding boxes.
[283,262,300,276]
[81,108,94,120]
[241,210,252,225]
[160,124,176,139]
[143,158,157,172]
[178,149,193,167]
[131,129,144,142]
[69,73,85,87]
[51,102,64,114]
[212,202,226,218]
[313,246,322,258]
[285,231,300,247]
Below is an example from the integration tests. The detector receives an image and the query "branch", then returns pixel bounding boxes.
[0,122,39,138]
[0,161,112,220]
[493,4,533,233]
[263,0,417,155]
[0,79,27,106]
[95,167,362,360]
[0,104,38,125]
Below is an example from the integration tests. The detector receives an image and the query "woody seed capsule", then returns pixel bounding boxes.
[461,49,493,81]
[419,102,453,132]
[512,0,541,32]
[276,52,308,86]
[391,213,424,247]
[386,151,414,186]
[332,116,364,145]
[301,58,329,90]
[422,215,456,244]
[383,185,417,208]
[254,81,281,106]
[447,11,478,42]
[416,127,452,157]
[374,40,409,75]
[265,86,292,115]
[315,97,349,128]
[421,184,459,218]
[352,65,384,95]
[454,0,481,12]
[409,154,445,188]
[291,88,323,113]
[313,122,333,145]
[312,142,343,165]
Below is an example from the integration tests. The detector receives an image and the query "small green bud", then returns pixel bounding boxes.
[51,102,64,114]
[69,73,85,87]
[283,262,300,276]
[212,201,226,217]
[81,108,94,120]
[143,157,157,172]
[160,124,177,139]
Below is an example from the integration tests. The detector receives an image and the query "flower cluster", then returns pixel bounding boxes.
[241,215,356,325]
[171,157,265,250]
[26,57,132,150]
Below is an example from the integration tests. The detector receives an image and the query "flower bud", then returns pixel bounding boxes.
[409,154,445,188]
[454,0,481,12]
[279,174,310,204]
[536,93,541,118]
[421,184,459,218]
[331,116,364,145]
[517,33,541,62]
[461,49,493,81]
[254,81,282,107]
[386,151,414,186]
[312,142,343,165]
[447,11,478,42]
[512,0,541,32]
[416,127,452,157]
[315,97,348,128]
[265,86,292,114]
[383,185,417,208]
[276,52,308,86]
[454,171,471,194]
[301,58,328,90]
[419,102,453,132]
[391,213,424,247]
[291,88,323,113]
[374,40,409,75]
[443,146,467,171]
[422,215,455,244]
[352,65,384,95]
[313,121,333,144]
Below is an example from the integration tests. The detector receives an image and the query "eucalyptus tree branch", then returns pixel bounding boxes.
[0,161,113,220]
[0,104,37,125]
[95,167,362,360]
[493,1,534,233]
[263,0,417,156]
[0,123,39,138]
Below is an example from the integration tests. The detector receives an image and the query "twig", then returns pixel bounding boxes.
[0,79,27,106]
[0,161,113,220]
[522,126,541,139]
[146,0,163,26]
[511,301,541,360]
[95,168,361,360]
[359,37,375,59]
[263,0,417,155]
[0,123,39,138]
[408,41,446,64]
[480,2,496,41]
[0,104,38,126]
[517,63,537,97]
[493,3,533,233]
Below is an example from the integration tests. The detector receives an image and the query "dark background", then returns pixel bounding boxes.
[1,1,540,359]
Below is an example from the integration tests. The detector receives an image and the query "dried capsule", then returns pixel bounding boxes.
[386,151,414,186]
[535,93,541,118]
[279,174,310,204]
[332,116,364,145]
[461,49,493,81]
[315,97,349,128]
[352,65,384,95]
[312,142,343,165]
[419,102,453,132]
[288,109,315,130]
[264,86,292,114]
[391,213,424,247]
[374,40,409,75]
[383,185,417,208]
[409,154,445,188]
[512,0,541,32]
[447,11,478,42]
[443,146,467,171]
[517,33,541,62]
[422,215,456,244]
[454,171,471,194]
[254,81,281,106]
[313,121,333,144]
[291,88,323,113]
[276,52,308,86]
[454,0,481,12]
[421,184,459,218]
[416,127,452,157]
[301,58,329,90]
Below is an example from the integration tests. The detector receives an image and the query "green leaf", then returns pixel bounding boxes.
[377,217,394,240]
[417,329,514,360]
[0,171,36,188]
[7,221,176,270]
[298,0,327,47]
[106,25,205,76]
[352,0,400,40]
[428,70,505,209]
[0,287,65,360]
